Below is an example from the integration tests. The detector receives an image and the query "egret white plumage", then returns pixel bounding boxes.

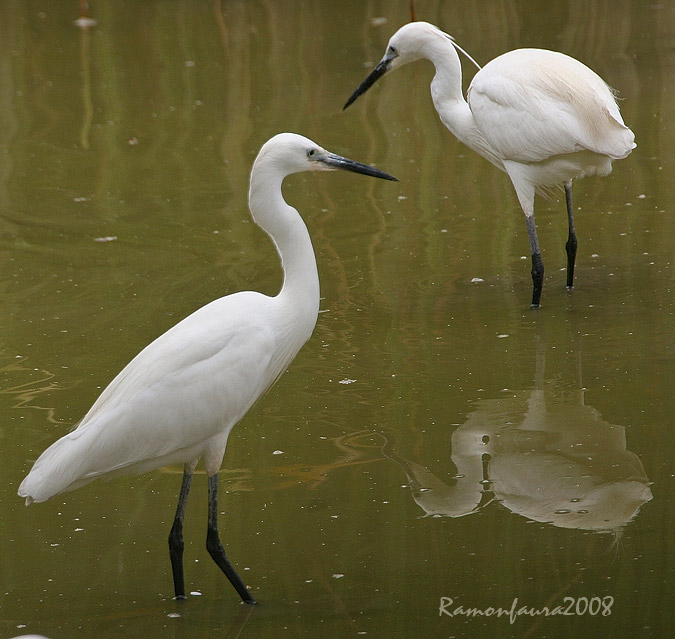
[344,21,635,308]
[18,132,396,604]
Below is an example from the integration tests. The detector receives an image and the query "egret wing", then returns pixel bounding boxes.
[18,291,307,501]
[468,49,634,163]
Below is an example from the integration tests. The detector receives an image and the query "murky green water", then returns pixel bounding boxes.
[1,1,673,637]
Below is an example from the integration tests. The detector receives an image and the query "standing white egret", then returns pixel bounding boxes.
[18,133,396,604]
[344,21,635,308]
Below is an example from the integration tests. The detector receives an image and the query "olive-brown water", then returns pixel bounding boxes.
[1,1,673,638]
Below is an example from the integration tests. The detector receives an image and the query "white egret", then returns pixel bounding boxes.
[344,21,635,308]
[18,133,396,604]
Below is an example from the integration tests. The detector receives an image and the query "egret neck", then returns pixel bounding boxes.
[248,154,320,337]
[425,33,505,171]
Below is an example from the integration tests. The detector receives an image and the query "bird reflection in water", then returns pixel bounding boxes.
[388,339,652,534]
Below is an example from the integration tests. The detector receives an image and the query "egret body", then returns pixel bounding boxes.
[18,133,396,604]
[345,21,635,308]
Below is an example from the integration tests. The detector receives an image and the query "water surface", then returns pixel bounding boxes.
[1,1,673,638]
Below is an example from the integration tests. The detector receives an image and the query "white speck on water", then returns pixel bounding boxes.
[74,16,97,28]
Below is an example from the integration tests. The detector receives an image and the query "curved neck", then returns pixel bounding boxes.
[424,35,466,108]
[425,36,504,170]
[248,165,320,317]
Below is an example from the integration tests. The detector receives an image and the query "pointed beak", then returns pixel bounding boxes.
[343,56,393,110]
[317,151,397,181]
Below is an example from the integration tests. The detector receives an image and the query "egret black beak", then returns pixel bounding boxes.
[319,151,397,181]
[343,57,392,110]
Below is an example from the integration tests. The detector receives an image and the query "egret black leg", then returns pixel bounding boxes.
[531,253,544,308]
[169,464,194,599]
[525,215,544,309]
[206,473,257,604]
[564,181,577,289]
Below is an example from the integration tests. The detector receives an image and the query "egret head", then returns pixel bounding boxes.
[254,133,397,181]
[344,22,447,110]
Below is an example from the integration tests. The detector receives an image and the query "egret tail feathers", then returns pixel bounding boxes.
[18,429,99,504]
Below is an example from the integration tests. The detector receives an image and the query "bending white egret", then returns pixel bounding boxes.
[18,133,396,604]
[344,21,635,308]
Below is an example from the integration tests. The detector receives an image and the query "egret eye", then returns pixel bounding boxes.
[307,148,317,158]
[388,45,398,56]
